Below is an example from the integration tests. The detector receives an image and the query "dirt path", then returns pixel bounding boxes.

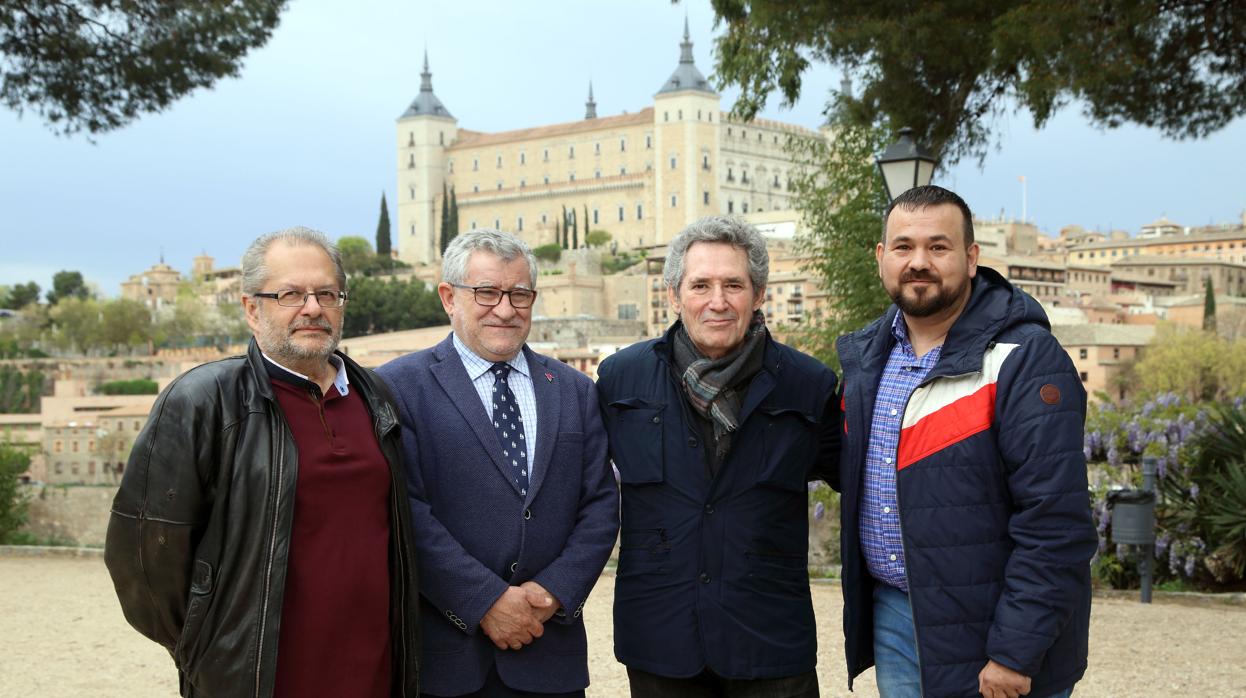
[2,554,1243,697]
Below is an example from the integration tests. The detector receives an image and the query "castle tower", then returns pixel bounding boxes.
[652,18,721,245]
[396,51,458,266]
[585,81,597,120]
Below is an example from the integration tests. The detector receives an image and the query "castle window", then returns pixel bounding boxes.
[703,191,710,205]
[408,154,415,168]
[520,152,526,165]
[569,145,575,159]
[670,156,677,170]
[496,155,502,168]
[409,186,415,200]
[494,219,500,228]
[664,111,669,122]
[543,176,550,185]
[408,132,414,146]
[620,138,626,152]
[569,173,576,182]
[618,206,625,222]
[541,213,548,224]
[645,135,652,149]
[678,110,683,119]
[637,204,644,220]
[595,169,601,179]
[620,167,627,175]
[697,109,701,120]
[742,202,749,213]
[471,221,477,229]
[595,142,601,154]
[517,217,523,232]
[671,195,678,208]
[472,158,479,171]
[728,200,734,214]
[543,148,550,162]
[593,209,599,224]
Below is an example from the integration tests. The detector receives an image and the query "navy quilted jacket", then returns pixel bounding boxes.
[835,267,1097,697]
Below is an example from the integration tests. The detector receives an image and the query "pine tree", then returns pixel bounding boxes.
[1204,277,1217,333]
[439,183,451,257]
[375,192,392,258]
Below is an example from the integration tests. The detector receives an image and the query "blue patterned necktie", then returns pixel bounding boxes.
[490,362,528,496]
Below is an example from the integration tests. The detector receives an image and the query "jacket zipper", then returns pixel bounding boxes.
[255,429,287,697]
[894,368,975,698]
[378,409,411,697]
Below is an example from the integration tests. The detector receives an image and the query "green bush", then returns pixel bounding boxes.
[97,379,158,395]
[0,444,31,543]
[533,244,562,264]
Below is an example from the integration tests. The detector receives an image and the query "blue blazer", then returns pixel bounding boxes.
[377,334,618,696]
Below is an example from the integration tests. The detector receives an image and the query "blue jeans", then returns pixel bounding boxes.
[872,584,1073,698]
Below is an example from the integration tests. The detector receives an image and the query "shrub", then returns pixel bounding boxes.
[0,444,31,543]
[97,379,158,395]
[533,243,562,264]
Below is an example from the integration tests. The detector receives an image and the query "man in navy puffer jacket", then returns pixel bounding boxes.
[836,185,1096,698]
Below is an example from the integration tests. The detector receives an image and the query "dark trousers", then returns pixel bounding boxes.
[626,667,819,698]
[422,664,585,698]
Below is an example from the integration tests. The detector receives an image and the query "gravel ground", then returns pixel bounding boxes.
[2,554,1243,697]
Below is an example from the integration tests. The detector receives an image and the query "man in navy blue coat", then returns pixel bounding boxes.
[598,216,840,697]
[378,229,618,698]
[836,186,1096,698]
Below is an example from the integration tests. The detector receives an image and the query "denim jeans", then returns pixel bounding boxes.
[872,584,1073,698]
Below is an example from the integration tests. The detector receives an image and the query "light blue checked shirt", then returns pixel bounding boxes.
[452,333,538,471]
[860,312,942,592]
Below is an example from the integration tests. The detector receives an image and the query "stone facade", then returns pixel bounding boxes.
[395,24,816,268]
[21,484,115,547]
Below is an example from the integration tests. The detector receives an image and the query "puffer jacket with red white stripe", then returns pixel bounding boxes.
[835,266,1097,698]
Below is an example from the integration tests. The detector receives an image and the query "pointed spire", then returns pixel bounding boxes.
[585,81,597,120]
[401,49,453,119]
[657,18,716,96]
[679,15,694,64]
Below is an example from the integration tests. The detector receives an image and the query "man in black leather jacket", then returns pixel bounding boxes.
[105,227,420,697]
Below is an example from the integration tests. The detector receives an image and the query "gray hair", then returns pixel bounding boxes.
[663,215,769,293]
[442,229,538,287]
[241,226,347,295]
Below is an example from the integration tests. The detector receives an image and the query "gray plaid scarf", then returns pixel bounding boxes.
[672,311,767,464]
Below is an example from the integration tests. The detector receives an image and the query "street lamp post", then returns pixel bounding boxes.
[876,126,937,202]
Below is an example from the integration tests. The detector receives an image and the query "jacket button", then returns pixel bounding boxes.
[652,415,661,424]
[704,504,714,515]
[510,562,519,573]
[699,572,710,584]
[687,436,698,448]
[523,508,532,520]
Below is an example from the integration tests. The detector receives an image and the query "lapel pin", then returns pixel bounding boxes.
[544,372,554,383]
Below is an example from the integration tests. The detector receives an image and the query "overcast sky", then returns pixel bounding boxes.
[3,0,1244,298]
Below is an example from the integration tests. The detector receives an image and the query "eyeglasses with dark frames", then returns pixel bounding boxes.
[447,282,537,309]
[251,289,348,308]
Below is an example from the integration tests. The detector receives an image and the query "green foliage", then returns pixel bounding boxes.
[376,192,392,257]
[0,443,31,543]
[440,182,451,257]
[153,296,207,348]
[341,277,444,338]
[784,117,891,367]
[449,186,459,247]
[710,0,1246,166]
[99,299,153,350]
[2,281,40,309]
[2,1,289,135]
[97,379,158,395]
[338,236,376,276]
[49,297,101,353]
[601,250,642,275]
[532,244,562,264]
[1131,325,1246,402]
[0,366,45,413]
[585,229,612,248]
[45,270,90,305]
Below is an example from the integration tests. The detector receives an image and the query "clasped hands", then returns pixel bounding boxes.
[479,580,561,650]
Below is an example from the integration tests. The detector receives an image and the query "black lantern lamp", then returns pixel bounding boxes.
[876,126,937,202]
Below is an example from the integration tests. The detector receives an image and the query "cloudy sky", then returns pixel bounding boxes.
[3,0,1244,297]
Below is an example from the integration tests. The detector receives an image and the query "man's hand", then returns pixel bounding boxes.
[479,587,544,650]
[520,580,561,623]
[978,659,1031,698]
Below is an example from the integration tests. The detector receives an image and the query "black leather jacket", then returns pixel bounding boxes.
[105,340,420,697]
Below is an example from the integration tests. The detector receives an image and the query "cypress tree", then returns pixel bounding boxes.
[583,205,590,248]
[561,205,569,249]
[449,186,459,243]
[439,183,451,256]
[571,208,579,250]
[1203,277,1217,332]
[375,192,392,258]
[556,219,563,250]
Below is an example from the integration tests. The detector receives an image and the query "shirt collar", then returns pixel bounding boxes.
[451,332,529,381]
[890,311,913,353]
[262,352,350,396]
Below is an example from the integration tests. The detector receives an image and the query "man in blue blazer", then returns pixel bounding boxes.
[378,229,619,698]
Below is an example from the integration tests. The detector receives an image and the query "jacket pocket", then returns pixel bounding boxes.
[607,398,665,484]
[174,559,214,670]
[617,527,671,576]
[758,406,818,492]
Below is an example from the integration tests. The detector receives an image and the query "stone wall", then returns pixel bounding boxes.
[21,484,115,547]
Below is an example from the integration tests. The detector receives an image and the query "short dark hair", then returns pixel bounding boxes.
[882,185,975,247]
